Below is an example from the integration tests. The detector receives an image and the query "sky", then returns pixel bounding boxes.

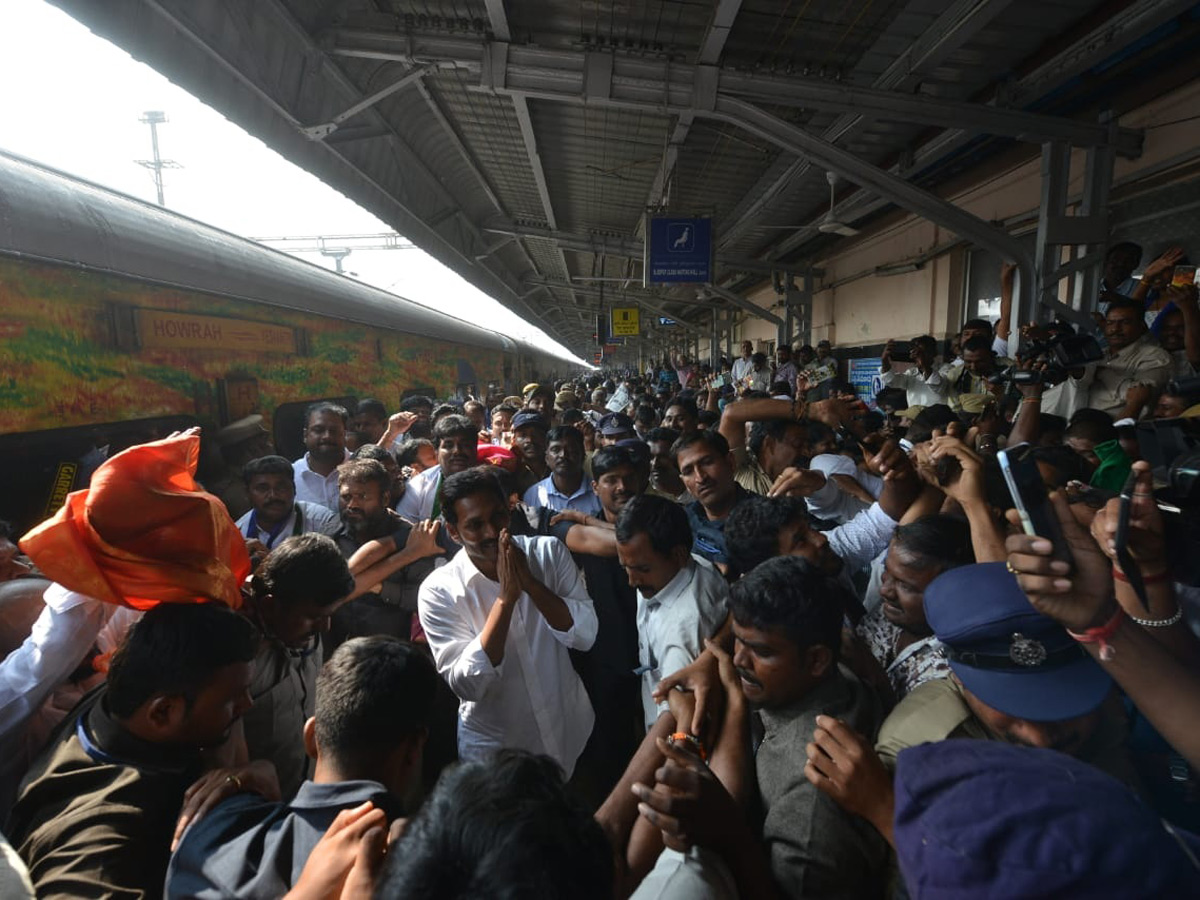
[0,0,586,365]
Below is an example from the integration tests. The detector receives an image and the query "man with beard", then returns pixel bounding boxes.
[332,460,447,646]
[396,415,479,521]
[418,468,598,777]
[293,403,351,512]
[524,425,602,516]
[235,456,340,564]
[350,399,389,446]
[615,494,728,731]
[8,603,261,899]
[510,411,551,496]
[634,557,889,898]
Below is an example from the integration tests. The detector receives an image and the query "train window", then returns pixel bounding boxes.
[272,397,356,461]
[964,237,1033,333]
[0,415,201,535]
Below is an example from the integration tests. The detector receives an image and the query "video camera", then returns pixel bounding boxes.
[990,327,1104,388]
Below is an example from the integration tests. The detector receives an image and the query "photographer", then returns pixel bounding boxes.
[1032,301,1171,421]
[879,335,947,407]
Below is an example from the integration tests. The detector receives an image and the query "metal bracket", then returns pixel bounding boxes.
[585,51,613,101]
[301,66,429,140]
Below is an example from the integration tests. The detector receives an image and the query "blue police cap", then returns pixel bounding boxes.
[923,562,1112,722]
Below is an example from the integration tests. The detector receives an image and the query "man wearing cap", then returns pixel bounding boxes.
[293,403,351,512]
[879,336,948,409]
[875,562,1135,782]
[510,411,551,496]
[207,414,275,520]
[395,415,480,521]
[523,425,602,517]
[236,456,340,562]
[597,412,637,447]
[524,384,557,426]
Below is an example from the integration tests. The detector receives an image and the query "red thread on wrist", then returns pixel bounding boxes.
[1067,606,1124,662]
[1112,566,1169,586]
[668,732,708,761]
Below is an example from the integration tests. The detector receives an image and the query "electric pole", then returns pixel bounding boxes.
[135,110,181,206]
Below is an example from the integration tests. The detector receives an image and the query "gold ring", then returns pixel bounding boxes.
[1005,561,1018,574]
[225,774,243,791]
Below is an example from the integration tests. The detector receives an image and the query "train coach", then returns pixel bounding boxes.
[0,150,573,532]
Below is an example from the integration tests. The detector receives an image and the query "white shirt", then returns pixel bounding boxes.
[879,366,948,407]
[395,465,441,521]
[805,454,877,525]
[637,556,729,730]
[0,585,139,807]
[730,357,754,384]
[234,501,340,548]
[418,535,598,776]
[826,502,899,575]
[523,475,603,516]
[292,451,350,511]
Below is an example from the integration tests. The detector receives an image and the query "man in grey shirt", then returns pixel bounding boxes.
[632,556,889,898]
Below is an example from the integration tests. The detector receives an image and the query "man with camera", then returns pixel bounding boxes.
[1040,298,1173,420]
[879,335,948,407]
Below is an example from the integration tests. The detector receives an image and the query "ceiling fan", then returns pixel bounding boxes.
[817,171,859,236]
[756,171,860,237]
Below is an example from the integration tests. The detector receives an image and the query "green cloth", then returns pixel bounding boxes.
[1089,438,1133,492]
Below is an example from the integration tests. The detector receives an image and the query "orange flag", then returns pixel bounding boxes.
[20,431,250,610]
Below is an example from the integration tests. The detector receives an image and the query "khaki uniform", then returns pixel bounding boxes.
[875,677,1139,787]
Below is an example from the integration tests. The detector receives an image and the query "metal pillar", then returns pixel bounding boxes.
[1033,138,1112,328]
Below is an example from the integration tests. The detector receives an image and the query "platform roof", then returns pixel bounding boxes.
[50,0,1200,356]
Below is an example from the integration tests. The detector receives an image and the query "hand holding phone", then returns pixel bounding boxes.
[998,443,1074,570]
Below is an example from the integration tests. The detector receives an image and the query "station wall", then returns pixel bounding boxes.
[715,75,1200,360]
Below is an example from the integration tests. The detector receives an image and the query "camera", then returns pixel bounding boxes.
[990,329,1105,388]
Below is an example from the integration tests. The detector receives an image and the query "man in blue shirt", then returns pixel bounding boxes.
[523,425,602,516]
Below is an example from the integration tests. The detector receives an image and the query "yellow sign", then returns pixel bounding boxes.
[137,309,298,353]
[612,307,639,336]
[45,462,77,518]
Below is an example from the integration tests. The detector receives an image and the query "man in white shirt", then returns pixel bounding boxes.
[523,425,602,516]
[879,336,948,407]
[613,495,728,731]
[293,403,351,511]
[730,341,755,386]
[235,456,340,556]
[396,415,479,521]
[418,468,598,777]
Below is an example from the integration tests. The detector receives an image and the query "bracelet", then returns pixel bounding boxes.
[1130,605,1184,628]
[668,731,708,762]
[1021,397,1041,404]
[1067,606,1124,661]
[1113,566,1170,586]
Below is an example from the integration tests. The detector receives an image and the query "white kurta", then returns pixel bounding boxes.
[418,535,598,776]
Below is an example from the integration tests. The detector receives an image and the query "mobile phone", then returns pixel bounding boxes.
[889,341,913,362]
[1171,265,1197,288]
[997,443,1074,569]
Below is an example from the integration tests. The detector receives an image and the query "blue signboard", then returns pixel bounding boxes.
[846,357,883,410]
[645,217,713,284]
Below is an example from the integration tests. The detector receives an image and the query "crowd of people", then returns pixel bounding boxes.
[1,246,1199,898]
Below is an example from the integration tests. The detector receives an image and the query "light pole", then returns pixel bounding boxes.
[135,110,180,206]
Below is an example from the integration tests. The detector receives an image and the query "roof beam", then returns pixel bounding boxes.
[703,284,785,327]
[324,31,1142,154]
[719,0,1014,251]
[483,221,817,276]
[747,0,1189,261]
[642,0,742,212]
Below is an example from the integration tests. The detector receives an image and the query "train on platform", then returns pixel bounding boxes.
[0,150,575,533]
